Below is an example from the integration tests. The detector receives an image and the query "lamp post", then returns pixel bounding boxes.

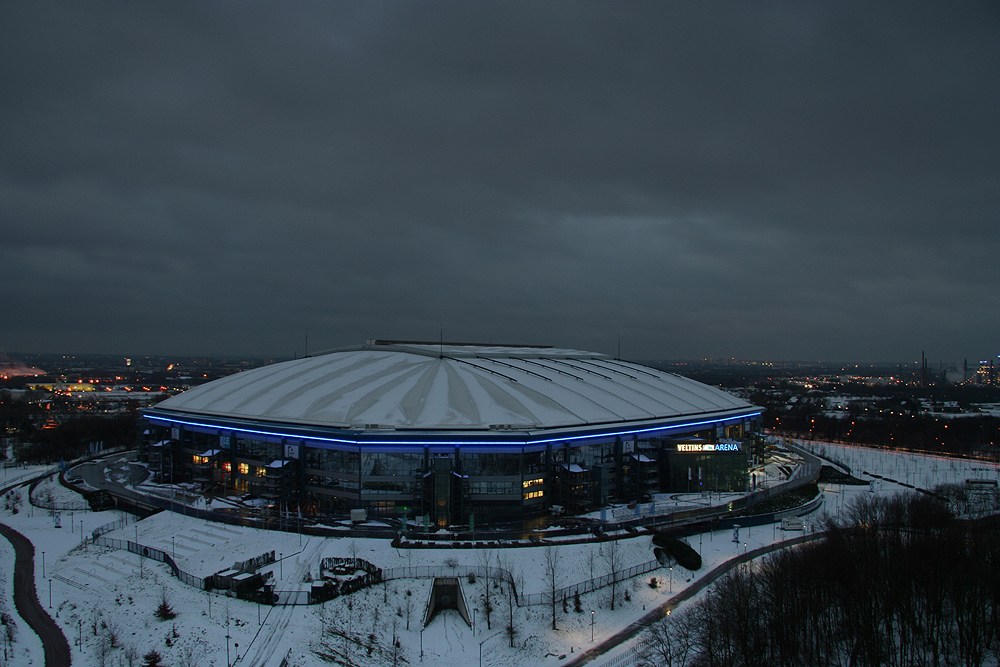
[669,565,673,594]
[279,552,283,579]
[473,607,478,636]
[42,551,45,579]
[420,626,424,661]
[590,610,595,642]
[48,578,52,609]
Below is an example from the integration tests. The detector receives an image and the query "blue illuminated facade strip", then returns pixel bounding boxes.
[142,408,762,449]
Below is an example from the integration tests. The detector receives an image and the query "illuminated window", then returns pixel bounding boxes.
[238,462,250,475]
[192,455,209,465]
[221,462,232,473]
[522,478,544,489]
[523,490,544,500]
[256,466,267,478]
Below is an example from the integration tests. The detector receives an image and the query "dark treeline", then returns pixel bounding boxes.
[775,411,999,455]
[1,390,140,463]
[16,415,138,463]
[644,494,1000,666]
[757,386,1000,456]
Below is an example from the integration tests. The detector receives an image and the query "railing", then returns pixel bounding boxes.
[381,564,519,602]
[79,445,825,610]
[91,525,207,591]
[518,560,662,607]
[595,637,654,667]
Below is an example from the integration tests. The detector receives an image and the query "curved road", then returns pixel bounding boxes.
[0,518,72,666]
[565,530,828,666]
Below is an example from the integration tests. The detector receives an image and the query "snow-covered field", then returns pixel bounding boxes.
[0,442,996,667]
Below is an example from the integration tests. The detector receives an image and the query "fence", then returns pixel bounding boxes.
[595,637,654,667]
[28,479,90,511]
[518,559,662,607]
[78,445,824,612]
[87,519,671,610]
[91,517,207,591]
[382,564,519,601]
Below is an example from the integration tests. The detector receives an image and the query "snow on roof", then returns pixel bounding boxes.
[151,341,753,432]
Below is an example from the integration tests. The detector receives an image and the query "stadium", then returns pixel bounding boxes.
[141,340,762,527]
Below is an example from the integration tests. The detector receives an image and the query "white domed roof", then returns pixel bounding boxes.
[152,342,753,433]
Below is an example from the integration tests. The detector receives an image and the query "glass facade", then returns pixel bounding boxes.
[142,414,756,526]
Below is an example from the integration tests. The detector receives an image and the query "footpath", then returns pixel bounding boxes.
[0,472,72,667]
[565,530,827,667]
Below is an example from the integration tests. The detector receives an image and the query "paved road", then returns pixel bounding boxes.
[0,504,73,666]
[565,531,828,666]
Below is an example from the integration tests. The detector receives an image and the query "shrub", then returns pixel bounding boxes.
[154,592,177,621]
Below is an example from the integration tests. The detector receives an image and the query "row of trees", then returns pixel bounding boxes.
[1,390,141,463]
[775,411,1000,456]
[643,493,1000,666]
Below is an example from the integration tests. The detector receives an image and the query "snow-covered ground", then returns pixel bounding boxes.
[0,442,996,667]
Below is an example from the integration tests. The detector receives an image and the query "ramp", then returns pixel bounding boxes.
[422,576,473,628]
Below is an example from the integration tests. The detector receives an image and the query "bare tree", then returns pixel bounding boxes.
[498,554,519,648]
[122,643,140,667]
[544,546,560,630]
[478,549,495,630]
[94,625,113,667]
[642,610,695,667]
[177,640,202,667]
[403,589,414,631]
[603,540,622,611]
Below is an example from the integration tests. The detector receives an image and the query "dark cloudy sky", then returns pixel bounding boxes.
[2,3,998,363]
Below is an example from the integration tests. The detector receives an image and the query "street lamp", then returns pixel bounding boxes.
[42,551,45,579]
[669,565,673,593]
[590,610,595,642]
[136,524,143,578]
[473,607,478,636]
[420,626,424,661]
[279,552,283,579]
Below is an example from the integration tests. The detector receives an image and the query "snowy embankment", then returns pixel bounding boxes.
[0,443,995,667]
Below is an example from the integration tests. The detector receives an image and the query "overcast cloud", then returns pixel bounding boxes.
[2,2,998,362]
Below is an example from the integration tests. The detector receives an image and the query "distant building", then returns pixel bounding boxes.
[141,341,761,526]
[973,358,999,386]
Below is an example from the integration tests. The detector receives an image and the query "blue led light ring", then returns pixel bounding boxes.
[145,410,761,449]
